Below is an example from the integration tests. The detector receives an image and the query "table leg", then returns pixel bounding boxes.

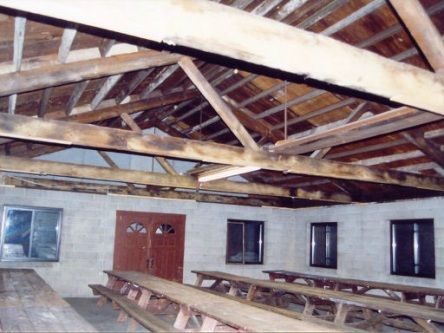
[200,316,219,332]
[174,305,191,330]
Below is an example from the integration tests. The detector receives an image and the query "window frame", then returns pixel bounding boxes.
[226,219,264,265]
[0,205,63,262]
[390,218,435,279]
[310,222,338,269]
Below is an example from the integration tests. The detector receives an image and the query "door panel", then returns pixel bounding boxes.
[113,211,185,282]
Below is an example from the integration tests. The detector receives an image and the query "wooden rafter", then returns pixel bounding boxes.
[389,0,444,73]
[0,156,352,203]
[8,16,26,115]
[1,113,444,191]
[273,107,442,154]
[0,51,181,97]
[1,0,443,113]
[179,57,262,181]
[120,112,178,176]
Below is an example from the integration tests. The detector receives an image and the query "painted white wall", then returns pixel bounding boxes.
[0,186,296,297]
[289,198,444,289]
[0,185,442,296]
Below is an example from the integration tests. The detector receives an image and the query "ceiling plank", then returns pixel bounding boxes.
[1,0,443,113]
[0,51,181,97]
[389,0,444,72]
[0,156,352,203]
[1,113,444,191]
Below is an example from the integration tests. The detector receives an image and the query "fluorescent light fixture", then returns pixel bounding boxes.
[198,165,260,182]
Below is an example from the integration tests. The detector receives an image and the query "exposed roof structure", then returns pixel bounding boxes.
[0,0,443,208]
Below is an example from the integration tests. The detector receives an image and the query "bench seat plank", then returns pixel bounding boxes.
[89,284,179,333]
[104,270,342,332]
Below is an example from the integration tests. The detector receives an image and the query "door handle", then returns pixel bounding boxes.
[147,258,154,270]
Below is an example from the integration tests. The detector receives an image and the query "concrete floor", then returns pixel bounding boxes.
[65,297,148,332]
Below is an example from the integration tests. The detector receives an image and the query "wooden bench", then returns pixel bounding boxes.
[263,269,444,308]
[102,270,342,332]
[193,270,444,332]
[89,284,178,332]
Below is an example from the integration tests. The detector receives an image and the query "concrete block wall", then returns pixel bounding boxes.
[290,198,444,289]
[0,187,296,297]
[1,185,442,296]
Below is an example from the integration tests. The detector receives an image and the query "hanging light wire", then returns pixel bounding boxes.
[284,80,288,140]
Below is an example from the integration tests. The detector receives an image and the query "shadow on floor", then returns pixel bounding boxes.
[65,297,148,332]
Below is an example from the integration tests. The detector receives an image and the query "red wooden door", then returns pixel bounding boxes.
[113,211,185,282]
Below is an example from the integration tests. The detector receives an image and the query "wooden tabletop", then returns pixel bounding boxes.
[263,269,444,296]
[193,270,444,323]
[0,268,96,332]
[105,270,343,332]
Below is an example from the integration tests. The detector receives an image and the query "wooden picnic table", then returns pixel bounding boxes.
[263,269,444,307]
[103,270,342,332]
[193,270,444,332]
[0,268,96,332]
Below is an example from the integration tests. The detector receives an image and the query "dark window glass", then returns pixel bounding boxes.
[310,223,337,269]
[226,220,263,264]
[391,219,435,278]
[1,206,62,262]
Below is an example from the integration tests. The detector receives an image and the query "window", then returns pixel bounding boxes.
[391,219,435,278]
[1,205,62,262]
[310,223,337,268]
[226,219,263,264]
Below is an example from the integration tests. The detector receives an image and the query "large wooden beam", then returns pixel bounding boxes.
[389,0,444,72]
[1,0,443,113]
[0,156,352,203]
[2,176,293,208]
[0,50,181,97]
[0,113,444,191]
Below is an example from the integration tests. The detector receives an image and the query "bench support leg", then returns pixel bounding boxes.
[334,303,351,325]
[137,289,152,309]
[414,318,441,333]
[303,298,315,316]
[127,318,139,332]
[246,285,257,301]
[174,305,191,330]
[97,296,108,307]
[106,276,118,289]
[228,285,239,296]
[435,295,443,308]
[200,316,219,332]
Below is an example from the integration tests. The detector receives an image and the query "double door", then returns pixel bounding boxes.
[113,211,185,282]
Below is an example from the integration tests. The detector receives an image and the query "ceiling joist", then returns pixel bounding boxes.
[0,113,444,192]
